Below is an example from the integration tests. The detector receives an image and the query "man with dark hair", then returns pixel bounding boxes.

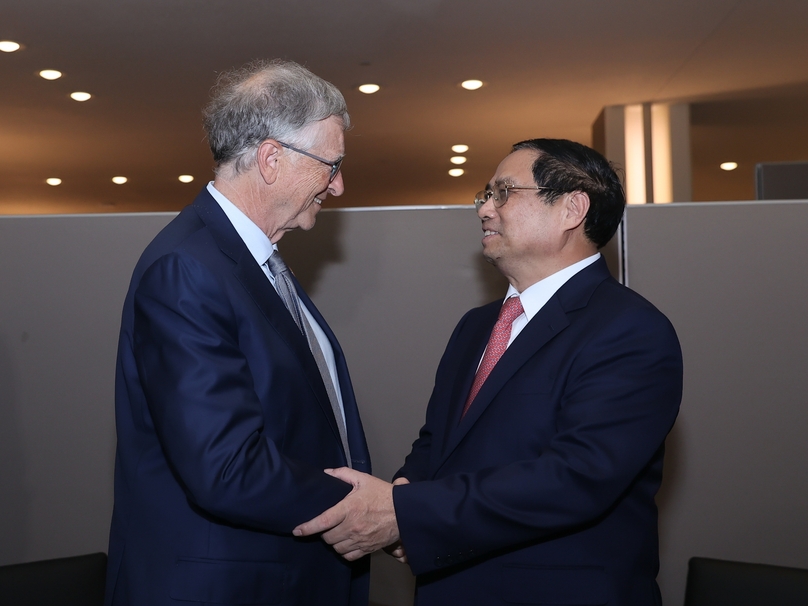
[296,139,682,605]
[105,59,370,605]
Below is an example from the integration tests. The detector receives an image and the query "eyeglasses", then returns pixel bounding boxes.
[279,142,344,182]
[474,185,553,211]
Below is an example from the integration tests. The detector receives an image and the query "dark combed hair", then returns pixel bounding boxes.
[512,138,625,248]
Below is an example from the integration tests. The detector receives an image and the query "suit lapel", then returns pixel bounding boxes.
[432,303,498,459]
[434,258,612,474]
[436,299,569,469]
[192,192,344,450]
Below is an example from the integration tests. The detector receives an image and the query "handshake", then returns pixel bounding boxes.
[293,468,409,563]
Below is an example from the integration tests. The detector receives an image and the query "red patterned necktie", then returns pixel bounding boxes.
[462,296,524,418]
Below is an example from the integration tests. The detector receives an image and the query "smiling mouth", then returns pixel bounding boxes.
[483,230,499,237]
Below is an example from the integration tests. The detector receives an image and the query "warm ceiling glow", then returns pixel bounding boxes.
[358,83,380,94]
[451,144,469,153]
[46,178,62,186]
[178,175,194,183]
[112,176,128,184]
[450,156,467,165]
[460,79,484,90]
[448,168,465,177]
[39,69,62,80]
[0,41,21,53]
[720,162,738,171]
[70,92,92,102]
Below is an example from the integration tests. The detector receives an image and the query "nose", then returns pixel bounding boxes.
[328,170,345,197]
[476,197,495,220]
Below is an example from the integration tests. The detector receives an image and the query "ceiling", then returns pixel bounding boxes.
[2,0,808,214]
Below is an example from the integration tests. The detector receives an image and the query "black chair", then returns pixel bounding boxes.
[684,556,808,606]
[0,552,106,606]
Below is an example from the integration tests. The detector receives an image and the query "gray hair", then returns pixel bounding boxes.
[203,59,350,175]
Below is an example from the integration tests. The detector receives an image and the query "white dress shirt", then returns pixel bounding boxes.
[206,182,346,423]
[504,253,601,346]
[473,253,600,372]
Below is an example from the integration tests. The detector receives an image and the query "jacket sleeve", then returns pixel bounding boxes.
[393,302,683,575]
[133,251,351,532]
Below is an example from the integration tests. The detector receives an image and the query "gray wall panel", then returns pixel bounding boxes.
[283,207,507,482]
[3,201,805,606]
[624,200,808,606]
[283,207,508,603]
[0,213,174,566]
[0,206,507,605]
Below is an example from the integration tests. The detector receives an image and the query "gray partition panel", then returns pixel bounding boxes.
[0,213,174,566]
[0,206,507,605]
[4,201,804,606]
[282,207,507,482]
[283,207,508,604]
[624,200,808,606]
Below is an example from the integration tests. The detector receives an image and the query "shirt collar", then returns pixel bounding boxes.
[506,253,601,320]
[207,181,276,264]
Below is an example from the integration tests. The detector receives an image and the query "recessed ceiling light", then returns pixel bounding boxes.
[452,144,469,153]
[720,162,738,171]
[358,83,380,94]
[450,156,467,165]
[112,176,128,184]
[0,41,21,53]
[448,168,465,177]
[178,175,194,183]
[460,79,484,91]
[46,178,62,186]
[39,69,62,80]
[70,92,92,102]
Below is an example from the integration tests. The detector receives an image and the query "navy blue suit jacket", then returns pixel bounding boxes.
[393,258,682,606]
[105,189,371,605]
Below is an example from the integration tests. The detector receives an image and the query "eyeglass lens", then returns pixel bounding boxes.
[474,186,509,210]
[329,157,343,182]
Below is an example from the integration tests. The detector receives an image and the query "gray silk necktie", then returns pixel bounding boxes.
[266,252,352,466]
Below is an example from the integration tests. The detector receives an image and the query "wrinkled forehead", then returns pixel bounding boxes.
[488,149,539,187]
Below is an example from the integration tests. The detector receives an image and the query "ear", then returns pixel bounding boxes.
[256,139,282,185]
[563,191,590,231]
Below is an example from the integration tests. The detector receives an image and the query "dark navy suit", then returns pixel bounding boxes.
[394,258,682,605]
[105,189,370,605]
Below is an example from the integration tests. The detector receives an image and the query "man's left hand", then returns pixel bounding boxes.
[293,467,400,561]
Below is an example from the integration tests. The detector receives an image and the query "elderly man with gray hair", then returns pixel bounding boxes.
[105,59,370,606]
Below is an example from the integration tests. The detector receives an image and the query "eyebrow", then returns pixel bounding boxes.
[312,144,344,164]
[320,151,344,164]
[488,178,515,188]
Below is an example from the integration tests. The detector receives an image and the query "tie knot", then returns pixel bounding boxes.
[499,296,524,323]
[266,252,288,277]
